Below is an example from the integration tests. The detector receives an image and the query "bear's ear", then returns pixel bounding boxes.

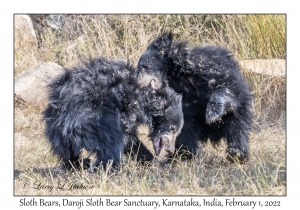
[169,41,191,70]
[148,32,173,53]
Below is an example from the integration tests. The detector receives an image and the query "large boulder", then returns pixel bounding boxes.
[14,62,64,105]
[14,15,38,51]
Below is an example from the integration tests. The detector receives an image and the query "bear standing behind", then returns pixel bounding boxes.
[136,33,253,163]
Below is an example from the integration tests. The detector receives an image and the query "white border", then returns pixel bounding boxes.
[4,1,297,209]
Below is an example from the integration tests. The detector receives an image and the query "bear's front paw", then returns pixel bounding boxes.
[205,102,226,124]
[226,147,247,164]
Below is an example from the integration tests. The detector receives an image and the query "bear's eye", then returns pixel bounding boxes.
[170,125,177,132]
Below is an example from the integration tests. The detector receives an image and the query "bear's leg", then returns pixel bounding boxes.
[60,145,86,170]
[45,130,83,170]
[222,122,249,163]
[174,121,200,160]
[62,150,80,170]
[205,91,250,163]
[93,142,124,170]
[225,136,249,163]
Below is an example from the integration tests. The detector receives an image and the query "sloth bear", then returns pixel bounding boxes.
[136,33,253,163]
[43,57,183,169]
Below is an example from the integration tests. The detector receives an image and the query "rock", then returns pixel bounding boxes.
[240,59,286,77]
[14,62,64,105]
[29,14,46,27]
[14,15,38,50]
[30,14,65,31]
[45,15,65,30]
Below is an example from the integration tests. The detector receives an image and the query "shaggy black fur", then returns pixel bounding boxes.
[43,57,183,169]
[136,33,253,163]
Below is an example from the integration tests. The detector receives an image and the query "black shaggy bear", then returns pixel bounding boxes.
[43,57,183,170]
[136,33,253,163]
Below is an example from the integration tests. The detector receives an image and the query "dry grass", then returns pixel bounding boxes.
[14,14,286,196]
[14,103,286,196]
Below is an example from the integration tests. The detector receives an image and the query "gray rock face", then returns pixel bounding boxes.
[30,14,65,31]
[14,62,64,104]
[14,15,37,50]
